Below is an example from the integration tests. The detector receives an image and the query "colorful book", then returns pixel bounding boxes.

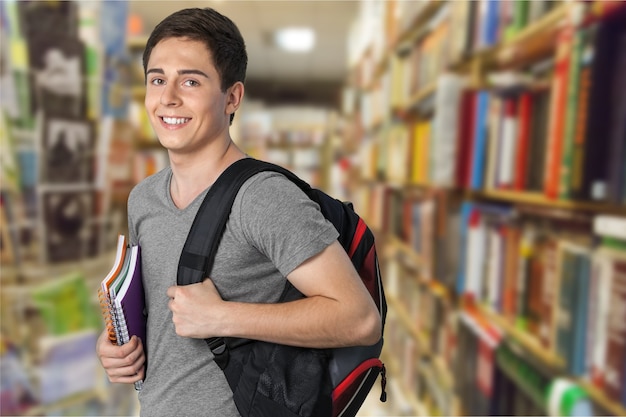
[569,24,598,200]
[603,255,626,403]
[469,91,491,190]
[513,92,532,190]
[98,234,145,391]
[558,28,584,200]
[455,90,477,188]
[544,25,574,199]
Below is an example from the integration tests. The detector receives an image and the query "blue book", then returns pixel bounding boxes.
[470,91,491,190]
[484,0,501,46]
[456,201,475,295]
[570,251,591,376]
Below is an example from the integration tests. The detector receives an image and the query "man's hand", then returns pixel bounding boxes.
[166,279,225,339]
[166,241,381,349]
[96,330,145,385]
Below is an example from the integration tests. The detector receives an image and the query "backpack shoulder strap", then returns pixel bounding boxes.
[177,158,307,286]
[176,158,309,365]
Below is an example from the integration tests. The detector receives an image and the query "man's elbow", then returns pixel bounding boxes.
[354,307,382,346]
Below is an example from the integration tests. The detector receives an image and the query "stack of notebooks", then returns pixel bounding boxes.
[98,234,146,391]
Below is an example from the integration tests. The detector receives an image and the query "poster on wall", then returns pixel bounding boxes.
[41,189,99,263]
[40,117,94,184]
[29,36,88,118]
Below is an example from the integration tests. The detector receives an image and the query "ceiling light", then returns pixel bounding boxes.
[274,27,315,53]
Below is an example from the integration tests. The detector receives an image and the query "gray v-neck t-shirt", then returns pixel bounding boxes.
[128,165,338,417]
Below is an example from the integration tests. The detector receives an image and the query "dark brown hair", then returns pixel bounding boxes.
[143,8,247,123]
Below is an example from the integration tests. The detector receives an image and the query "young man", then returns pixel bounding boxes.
[96,7,381,417]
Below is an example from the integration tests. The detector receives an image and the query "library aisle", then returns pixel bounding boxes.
[2,1,626,416]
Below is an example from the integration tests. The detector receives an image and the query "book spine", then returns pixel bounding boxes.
[588,250,612,388]
[606,32,626,204]
[526,88,551,192]
[485,95,503,190]
[569,25,596,199]
[544,26,574,199]
[559,28,584,200]
[502,225,521,324]
[603,258,626,402]
[571,252,591,376]
[470,91,491,190]
[513,92,532,191]
[556,247,577,371]
[456,91,476,188]
[498,97,518,189]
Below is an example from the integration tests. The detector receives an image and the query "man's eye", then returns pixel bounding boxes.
[184,80,199,87]
[150,78,164,86]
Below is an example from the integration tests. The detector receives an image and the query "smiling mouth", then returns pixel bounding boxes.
[161,117,190,125]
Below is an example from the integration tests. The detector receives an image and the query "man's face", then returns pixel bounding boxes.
[144,37,231,154]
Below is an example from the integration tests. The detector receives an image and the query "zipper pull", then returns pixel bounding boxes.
[379,363,387,402]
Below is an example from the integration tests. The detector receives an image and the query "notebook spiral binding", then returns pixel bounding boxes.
[98,288,118,344]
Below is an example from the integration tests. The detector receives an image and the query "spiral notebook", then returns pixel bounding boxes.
[98,234,146,391]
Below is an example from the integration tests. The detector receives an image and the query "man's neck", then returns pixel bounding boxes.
[168,139,246,209]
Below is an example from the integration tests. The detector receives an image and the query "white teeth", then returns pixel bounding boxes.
[162,117,189,125]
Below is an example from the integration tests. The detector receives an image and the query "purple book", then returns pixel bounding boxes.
[114,244,146,390]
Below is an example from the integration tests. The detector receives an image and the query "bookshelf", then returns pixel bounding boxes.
[0,3,146,415]
[345,0,626,415]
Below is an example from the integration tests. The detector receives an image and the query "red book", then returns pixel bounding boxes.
[455,90,477,188]
[514,92,533,190]
[544,26,574,199]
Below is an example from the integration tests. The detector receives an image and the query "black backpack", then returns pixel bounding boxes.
[177,158,387,417]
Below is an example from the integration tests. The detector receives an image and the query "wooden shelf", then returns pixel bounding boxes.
[404,82,436,111]
[489,3,569,69]
[477,304,565,372]
[472,189,626,215]
[395,0,447,47]
[387,294,429,350]
[577,380,626,417]
[385,235,453,303]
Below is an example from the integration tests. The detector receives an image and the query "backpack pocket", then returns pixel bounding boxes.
[331,358,385,417]
[222,340,333,417]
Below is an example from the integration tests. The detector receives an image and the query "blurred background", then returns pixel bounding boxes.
[1,0,626,416]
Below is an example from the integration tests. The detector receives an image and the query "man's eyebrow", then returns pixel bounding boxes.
[179,69,209,78]
[146,68,209,78]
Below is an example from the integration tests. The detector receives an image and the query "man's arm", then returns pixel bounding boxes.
[166,240,382,348]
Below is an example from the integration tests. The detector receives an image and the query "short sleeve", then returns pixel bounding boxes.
[235,172,339,277]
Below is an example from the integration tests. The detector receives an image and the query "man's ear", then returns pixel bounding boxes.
[225,81,244,116]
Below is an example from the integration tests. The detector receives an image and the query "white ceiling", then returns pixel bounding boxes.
[128,1,359,83]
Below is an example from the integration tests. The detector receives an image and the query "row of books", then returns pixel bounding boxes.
[382,247,605,416]
[353,0,559,94]
[358,3,626,205]
[453,311,601,416]
[383,306,458,416]
[97,234,145,391]
[456,203,626,406]
[358,178,626,410]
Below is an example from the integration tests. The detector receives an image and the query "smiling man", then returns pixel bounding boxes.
[95,7,381,417]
